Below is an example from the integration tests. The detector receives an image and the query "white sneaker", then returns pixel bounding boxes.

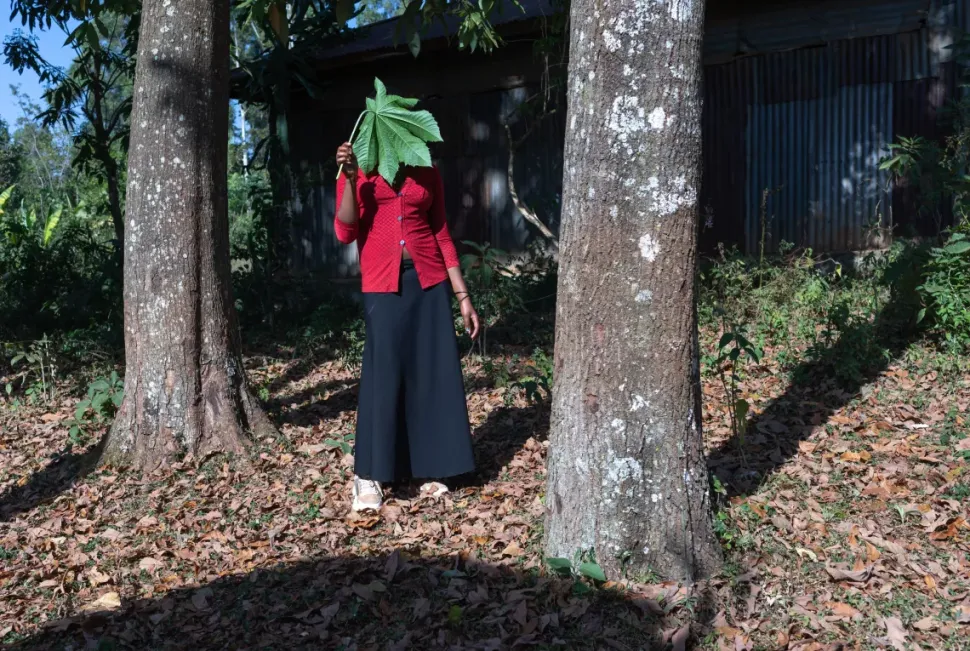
[351,476,383,511]
[419,481,449,498]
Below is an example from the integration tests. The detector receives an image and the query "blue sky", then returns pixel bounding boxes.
[0,11,75,127]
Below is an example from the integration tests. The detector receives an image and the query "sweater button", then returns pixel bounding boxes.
[397,215,402,221]
[399,240,405,246]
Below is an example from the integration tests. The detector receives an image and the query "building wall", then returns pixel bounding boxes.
[700,1,964,253]
[285,0,967,276]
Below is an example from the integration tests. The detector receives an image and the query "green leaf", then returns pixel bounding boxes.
[92,392,109,412]
[734,398,750,422]
[447,604,462,625]
[879,156,901,170]
[577,562,606,582]
[354,112,378,175]
[75,400,91,421]
[375,114,432,168]
[111,391,123,407]
[382,105,442,143]
[43,208,62,247]
[717,333,734,349]
[571,580,593,596]
[385,94,419,109]
[0,185,14,214]
[943,241,970,255]
[546,557,572,575]
[373,77,388,107]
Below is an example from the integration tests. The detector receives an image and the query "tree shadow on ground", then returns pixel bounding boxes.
[0,433,107,523]
[707,254,927,497]
[467,402,549,485]
[267,378,360,430]
[9,551,695,650]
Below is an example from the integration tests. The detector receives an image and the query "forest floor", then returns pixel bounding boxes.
[0,320,968,650]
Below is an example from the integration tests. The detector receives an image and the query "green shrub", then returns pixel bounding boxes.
[917,227,970,349]
[0,189,118,339]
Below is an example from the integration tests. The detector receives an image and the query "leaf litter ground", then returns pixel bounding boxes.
[0,332,968,650]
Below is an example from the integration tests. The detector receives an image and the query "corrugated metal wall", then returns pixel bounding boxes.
[701,0,967,253]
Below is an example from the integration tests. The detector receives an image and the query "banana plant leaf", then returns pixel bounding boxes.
[337,77,442,185]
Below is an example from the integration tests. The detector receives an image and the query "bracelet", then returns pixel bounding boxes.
[455,291,470,299]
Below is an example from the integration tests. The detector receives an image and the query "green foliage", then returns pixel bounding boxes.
[5,3,138,248]
[545,547,615,593]
[395,0,512,55]
[459,241,519,355]
[347,78,442,184]
[0,185,118,338]
[880,33,970,348]
[713,329,761,446]
[322,432,355,455]
[917,227,970,349]
[290,296,367,369]
[68,371,123,446]
[881,34,970,232]
[4,335,57,405]
[513,347,553,405]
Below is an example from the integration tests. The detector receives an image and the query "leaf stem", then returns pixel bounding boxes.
[336,110,367,180]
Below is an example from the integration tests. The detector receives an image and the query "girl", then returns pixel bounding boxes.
[335,142,479,511]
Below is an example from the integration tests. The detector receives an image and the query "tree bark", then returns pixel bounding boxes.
[104,0,274,471]
[544,0,721,581]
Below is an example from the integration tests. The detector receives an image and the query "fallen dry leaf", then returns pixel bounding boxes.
[81,592,121,613]
[824,564,873,583]
[882,616,908,651]
[824,601,863,620]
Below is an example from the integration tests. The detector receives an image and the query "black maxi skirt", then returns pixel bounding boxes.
[354,259,476,483]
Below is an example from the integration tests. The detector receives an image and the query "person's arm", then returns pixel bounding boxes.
[448,266,479,339]
[334,142,359,244]
[429,166,480,339]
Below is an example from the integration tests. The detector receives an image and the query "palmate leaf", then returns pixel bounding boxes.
[354,112,378,179]
[343,77,444,185]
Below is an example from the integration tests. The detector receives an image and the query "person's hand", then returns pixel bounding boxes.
[460,297,480,340]
[336,142,357,179]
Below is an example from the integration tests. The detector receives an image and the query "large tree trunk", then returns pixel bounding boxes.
[104,0,274,471]
[544,0,721,581]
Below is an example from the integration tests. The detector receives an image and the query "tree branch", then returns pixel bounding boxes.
[503,122,558,249]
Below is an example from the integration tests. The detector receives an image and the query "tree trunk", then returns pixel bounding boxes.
[104,0,274,471]
[544,0,721,581]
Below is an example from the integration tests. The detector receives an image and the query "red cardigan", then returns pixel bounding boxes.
[335,165,461,293]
